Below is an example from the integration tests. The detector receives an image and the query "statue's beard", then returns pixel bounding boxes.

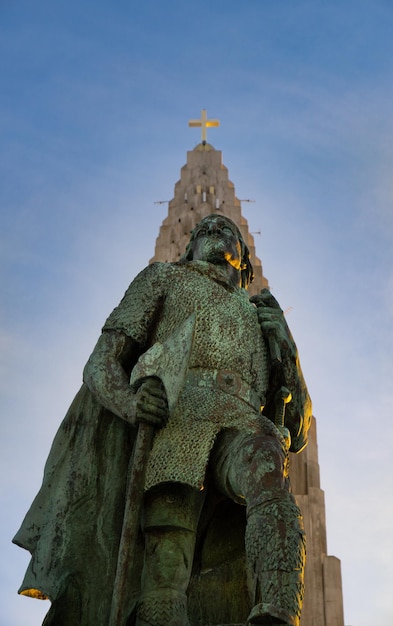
[196,238,227,264]
[194,237,242,270]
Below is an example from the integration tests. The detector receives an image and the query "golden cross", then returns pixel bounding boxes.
[188,109,220,143]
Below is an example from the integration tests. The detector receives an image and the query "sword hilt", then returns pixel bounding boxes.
[274,386,292,450]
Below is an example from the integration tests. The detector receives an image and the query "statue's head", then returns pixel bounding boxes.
[181,214,254,289]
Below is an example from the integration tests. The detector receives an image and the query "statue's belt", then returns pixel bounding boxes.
[185,368,264,412]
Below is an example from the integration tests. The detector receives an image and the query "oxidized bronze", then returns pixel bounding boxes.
[13,214,312,626]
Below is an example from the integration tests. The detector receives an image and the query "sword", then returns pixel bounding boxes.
[109,314,196,626]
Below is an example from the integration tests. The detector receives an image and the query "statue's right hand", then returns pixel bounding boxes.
[134,377,169,428]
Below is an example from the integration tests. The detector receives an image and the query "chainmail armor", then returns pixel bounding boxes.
[104,261,269,491]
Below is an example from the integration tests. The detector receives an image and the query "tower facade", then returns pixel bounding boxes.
[151,141,345,626]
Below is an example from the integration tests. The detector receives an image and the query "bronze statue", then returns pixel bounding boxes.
[14,214,312,626]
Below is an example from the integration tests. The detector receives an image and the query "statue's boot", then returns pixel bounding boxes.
[136,589,189,626]
[245,490,306,626]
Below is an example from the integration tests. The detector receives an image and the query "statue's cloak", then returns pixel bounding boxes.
[13,261,311,625]
[13,383,141,624]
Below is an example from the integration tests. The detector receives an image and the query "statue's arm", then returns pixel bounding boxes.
[251,289,312,452]
[83,330,168,427]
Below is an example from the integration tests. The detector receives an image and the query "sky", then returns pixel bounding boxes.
[1,1,393,624]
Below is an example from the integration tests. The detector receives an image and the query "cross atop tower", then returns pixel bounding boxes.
[188,109,220,143]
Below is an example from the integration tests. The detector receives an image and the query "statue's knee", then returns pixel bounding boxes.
[143,483,204,531]
[233,436,288,497]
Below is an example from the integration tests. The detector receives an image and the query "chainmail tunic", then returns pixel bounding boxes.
[103,260,269,490]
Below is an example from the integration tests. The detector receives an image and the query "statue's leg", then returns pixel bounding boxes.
[213,428,305,626]
[136,483,204,626]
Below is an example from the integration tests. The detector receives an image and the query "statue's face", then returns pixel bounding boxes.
[191,216,242,271]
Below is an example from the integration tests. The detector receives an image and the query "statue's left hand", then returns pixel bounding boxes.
[250,289,292,349]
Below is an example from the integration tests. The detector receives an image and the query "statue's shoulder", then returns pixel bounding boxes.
[148,261,182,275]
[103,262,183,336]
[129,261,180,285]
[119,262,186,301]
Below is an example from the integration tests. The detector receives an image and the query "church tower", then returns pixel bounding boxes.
[150,111,345,626]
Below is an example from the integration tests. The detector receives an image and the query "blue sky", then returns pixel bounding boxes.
[1,1,393,625]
